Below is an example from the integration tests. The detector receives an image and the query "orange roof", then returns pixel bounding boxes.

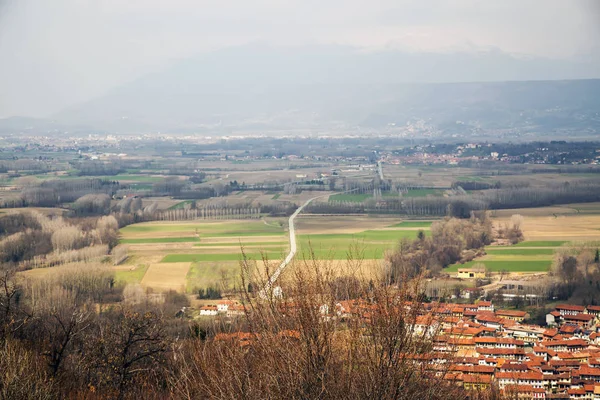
[496,371,543,380]
[543,328,559,337]
[580,366,600,376]
[564,313,595,322]
[496,309,528,318]
[556,304,586,312]
[449,327,484,336]
[542,339,587,348]
[477,347,525,356]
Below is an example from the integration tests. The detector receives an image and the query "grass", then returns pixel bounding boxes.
[119,237,199,244]
[329,190,441,202]
[485,248,555,256]
[445,260,551,273]
[272,193,281,200]
[513,241,567,247]
[114,264,149,284]
[120,221,284,237]
[186,262,241,292]
[297,229,427,259]
[168,200,193,210]
[162,252,284,263]
[297,245,386,260]
[390,221,433,228]
[299,229,428,242]
[194,241,287,247]
[329,193,372,203]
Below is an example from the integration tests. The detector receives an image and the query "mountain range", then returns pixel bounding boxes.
[3,45,600,136]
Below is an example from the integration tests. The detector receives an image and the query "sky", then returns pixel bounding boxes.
[0,0,599,118]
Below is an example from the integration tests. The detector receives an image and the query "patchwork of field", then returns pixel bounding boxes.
[114,201,600,290]
[447,241,571,274]
[446,207,600,275]
[117,217,433,292]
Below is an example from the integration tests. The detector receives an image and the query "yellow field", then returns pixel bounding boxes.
[493,213,600,242]
[141,262,191,291]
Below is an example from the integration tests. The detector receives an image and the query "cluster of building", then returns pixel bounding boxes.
[418,301,600,399]
[199,298,600,398]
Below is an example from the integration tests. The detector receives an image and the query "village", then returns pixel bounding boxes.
[204,298,600,399]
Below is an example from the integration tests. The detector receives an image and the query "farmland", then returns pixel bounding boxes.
[447,213,600,275]
[297,228,430,259]
[115,206,600,291]
[117,217,432,292]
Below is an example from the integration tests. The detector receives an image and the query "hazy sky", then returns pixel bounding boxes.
[1,0,599,118]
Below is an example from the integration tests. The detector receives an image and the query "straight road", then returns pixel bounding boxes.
[377,161,384,180]
[260,188,358,296]
[262,194,324,294]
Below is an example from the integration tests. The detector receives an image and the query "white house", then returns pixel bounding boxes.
[199,306,218,316]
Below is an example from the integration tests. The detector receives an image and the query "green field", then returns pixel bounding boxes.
[168,200,194,210]
[447,240,560,273]
[194,241,287,247]
[120,221,284,237]
[297,229,427,259]
[446,260,551,273]
[120,237,199,244]
[513,241,567,247]
[272,193,281,200]
[186,262,241,292]
[162,252,284,263]
[329,190,442,203]
[114,264,150,284]
[485,248,555,256]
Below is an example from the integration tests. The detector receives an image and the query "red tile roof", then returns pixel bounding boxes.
[556,304,586,312]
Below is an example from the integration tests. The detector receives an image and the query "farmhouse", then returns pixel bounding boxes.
[457,266,486,279]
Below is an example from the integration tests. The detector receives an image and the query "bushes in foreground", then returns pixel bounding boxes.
[0,255,503,399]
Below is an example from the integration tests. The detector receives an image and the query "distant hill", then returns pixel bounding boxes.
[0,116,95,135]
[51,45,600,136]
